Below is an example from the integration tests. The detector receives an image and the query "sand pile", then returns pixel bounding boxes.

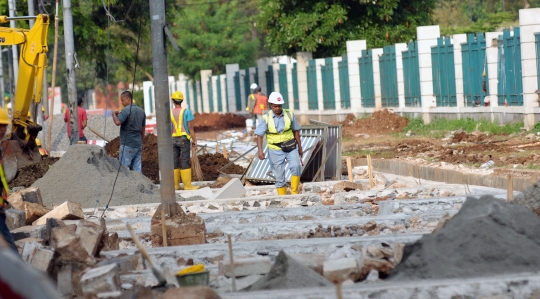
[33,145,160,208]
[43,114,119,152]
[389,195,540,281]
[246,250,332,291]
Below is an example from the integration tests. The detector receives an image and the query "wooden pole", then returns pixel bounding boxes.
[367,155,374,188]
[346,157,353,182]
[160,207,167,247]
[223,145,228,159]
[46,0,60,153]
[215,143,218,154]
[227,234,237,291]
[507,173,513,202]
[336,283,344,299]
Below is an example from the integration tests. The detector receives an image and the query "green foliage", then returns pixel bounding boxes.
[167,0,259,80]
[256,0,436,58]
[440,11,516,35]
[403,117,524,137]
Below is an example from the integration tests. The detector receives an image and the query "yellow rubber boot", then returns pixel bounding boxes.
[277,187,287,195]
[291,175,300,194]
[174,169,182,190]
[181,168,200,190]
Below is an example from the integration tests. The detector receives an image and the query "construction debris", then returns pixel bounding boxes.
[5,208,25,230]
[390,195,540,281]
[34,201,84,225]
[80,264,121,295]
[219,257,272,278]
[150,203,206,247]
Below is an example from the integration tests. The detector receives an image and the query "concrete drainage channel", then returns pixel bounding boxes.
[77,172,539,298]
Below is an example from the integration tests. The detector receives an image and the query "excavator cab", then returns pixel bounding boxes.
[0,14,49,182]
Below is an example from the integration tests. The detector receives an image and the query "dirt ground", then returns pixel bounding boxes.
[104,134,245,183]
[9,157,60,189]
[341,110,540,176]
[191,113,246,132]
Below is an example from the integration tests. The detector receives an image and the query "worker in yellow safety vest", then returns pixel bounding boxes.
[0,108,19,253]
[170,91,200,190]
[255,92,303,195]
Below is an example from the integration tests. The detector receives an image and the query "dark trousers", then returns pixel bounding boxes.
[0,208,18,254]
[172,137,191,169]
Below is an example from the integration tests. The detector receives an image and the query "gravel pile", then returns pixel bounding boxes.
[33,144,160,208]
[42,113,119,152]
[389,195,540,281]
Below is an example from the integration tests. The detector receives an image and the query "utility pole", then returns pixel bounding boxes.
[63,0,79,144]
[149,0,177,215]
[28,0,35,26]
[8,0,18,86]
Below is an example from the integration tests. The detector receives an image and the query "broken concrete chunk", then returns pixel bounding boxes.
[219,257,272,278]
[15,237,43,253]
[56,262,87,297]
[81,264,121,295]
[5,208,25,230]
[52,224,95,265]
[11,224,45,241]
[20,187,44,205]
[323,257,359,283]
[150,203,206,247]
[333,181,364,192]
[97,253,143,273]
[24,202,51,225]
[99,232,120,252]
[75,220,105,256]
[33,201,84,226]
[394,243,405,265]
[214,178,246,199]
[21,241,54,272]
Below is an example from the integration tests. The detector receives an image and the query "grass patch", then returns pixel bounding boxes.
[402,117,523,137]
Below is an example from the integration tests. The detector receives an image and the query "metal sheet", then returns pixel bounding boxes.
[244,132,323,183]
[308,121,342,180]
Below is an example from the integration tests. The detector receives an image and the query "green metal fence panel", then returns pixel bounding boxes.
[191,81,199,112]
[216,76,223,112]
[307,60,319,110]
[321,58,335,110]
[359,50,375,108]
[207,79,214,113]
[338,55,350,109]
[535,33,540,92]
[379,45,399,107]
[462,33,489,106]
[225,77,229,112]
[292,63,300,110]
[234,71,241,111]
[497,28,523,106]
[277,64,290,109]
[431,37,457,107]
[402,42,421,107]
[265,65,274,95]
[243,71,251,108]
[254,68,259,85]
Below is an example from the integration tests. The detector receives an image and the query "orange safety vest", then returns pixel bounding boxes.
[170,108,191,139]
[253,94,268,115]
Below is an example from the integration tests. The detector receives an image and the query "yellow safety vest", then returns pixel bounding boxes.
[170,108,191,139]
[263,110,294,150]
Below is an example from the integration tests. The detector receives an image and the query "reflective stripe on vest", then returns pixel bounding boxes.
[170,108,191,139]
[263,110,294,150]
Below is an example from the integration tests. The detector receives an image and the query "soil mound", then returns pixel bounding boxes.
[191,113,246,132]
[105,135,245,183]
[33,145,160,208]
[342,109,409,137]
[452,131,488,142]
[389,195,540,281]
[9,157,60,189]
[246,250,332,291]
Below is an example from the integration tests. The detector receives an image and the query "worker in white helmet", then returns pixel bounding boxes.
[255,92,303,195]
[246,83,264,127]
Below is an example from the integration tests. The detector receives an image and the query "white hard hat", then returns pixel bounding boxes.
[250,83,258,90]
[268,92,285,105]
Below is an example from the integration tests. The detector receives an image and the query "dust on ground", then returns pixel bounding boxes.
[9,157,60,189]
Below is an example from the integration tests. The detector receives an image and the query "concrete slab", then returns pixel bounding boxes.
[11,225,45,241]
[5,209,25,230]
[176,187,214,201]
[214,178,245,199]
[219,257,272,277]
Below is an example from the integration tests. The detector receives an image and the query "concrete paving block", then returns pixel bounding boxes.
[20,187,44,205]
[34,201,84,225]
[81,264,121,295]
[323,257,359,283]
[219,257,272,278]
[214,178,245,199]
[21,241,54,272]
[5,208,25,230]
[11,224,45,241]
[75,220,105,256]
[177,187,214,201]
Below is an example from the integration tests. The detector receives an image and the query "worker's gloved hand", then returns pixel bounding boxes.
[258,151,265,160]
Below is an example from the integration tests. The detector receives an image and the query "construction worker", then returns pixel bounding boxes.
[246,83,258,127]
[170,91,199,190]
[0,108,19,254]
[255,92,303,195]
[248,86,268,127]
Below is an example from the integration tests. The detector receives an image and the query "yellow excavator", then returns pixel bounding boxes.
[0,14,49,182]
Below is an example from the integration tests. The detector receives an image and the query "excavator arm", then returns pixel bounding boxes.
[0,14,50,182]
